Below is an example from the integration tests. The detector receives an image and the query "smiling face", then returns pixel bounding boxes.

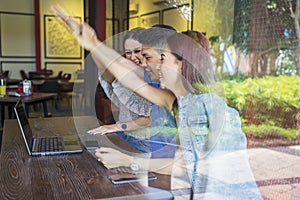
[159,48,182,90]
[124,38,143,65]
[141,47,162,81]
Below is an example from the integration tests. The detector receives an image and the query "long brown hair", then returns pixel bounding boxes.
[167,32,216,93]
[182,30,210,54]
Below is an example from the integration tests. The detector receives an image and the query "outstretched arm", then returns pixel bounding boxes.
[52,6,175,111]
[95,147,176,175]
[88,116,151,135]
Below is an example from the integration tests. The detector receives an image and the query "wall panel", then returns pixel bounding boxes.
[0,13,35,58]
[1,61,35,79]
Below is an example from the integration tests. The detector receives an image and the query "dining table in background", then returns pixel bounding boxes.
[0,92,56,127]
[7,78,22,86]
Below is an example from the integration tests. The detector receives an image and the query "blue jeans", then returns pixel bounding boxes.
[116,132,151,153]
[117,131,178,158]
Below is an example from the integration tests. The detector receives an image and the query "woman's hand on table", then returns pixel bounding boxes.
[95,147,132,169]
[87,124,119,135]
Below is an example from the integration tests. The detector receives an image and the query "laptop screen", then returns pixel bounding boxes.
[14,99,34,152]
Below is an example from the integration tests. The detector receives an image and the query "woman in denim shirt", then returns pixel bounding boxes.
[54,9,262,199]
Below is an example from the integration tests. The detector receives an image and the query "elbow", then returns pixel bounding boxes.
[144,117,151,127]
[138,116,151,127]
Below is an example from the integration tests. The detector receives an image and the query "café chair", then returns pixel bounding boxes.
[74,70,85,109]
[20,70,29,80]
[2,70,10,79]
[29,72,45,80]
[56,71,63,79]
[49,71,63,80]
[38,79,61,110]
[59,80,79,107]
[62,73,72,81]
[0,70,10,79]
[39,69,53,77]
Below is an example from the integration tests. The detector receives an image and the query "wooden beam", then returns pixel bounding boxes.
[34,0,41,72]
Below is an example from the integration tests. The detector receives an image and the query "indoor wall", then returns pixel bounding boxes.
[0,0,36,79]
[0,0,84,80]
[128,0,234,40]
[0,0,234,79]
[128,0,192,32]
[40,0,84,80]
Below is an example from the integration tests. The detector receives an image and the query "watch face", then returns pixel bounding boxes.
[121,123,127,130]
[130,162,139,171]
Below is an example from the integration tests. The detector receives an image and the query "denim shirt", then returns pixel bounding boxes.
[177,93,262,199]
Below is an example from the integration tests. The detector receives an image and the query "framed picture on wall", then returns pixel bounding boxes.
[162,4,191,32]
[140,11,160,28]
[44,15,82,59]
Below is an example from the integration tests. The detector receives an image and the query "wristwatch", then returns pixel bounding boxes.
[130,159,139,171]
[121,123,127,130]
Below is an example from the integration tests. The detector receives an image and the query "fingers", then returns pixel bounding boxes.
[87,126,102,135]
[51,5,72,25]
[88,124,118,135]
[95,150,104,159]
[95,147,113,153]
[95,148,109,164]
[51,5,68,20]
[87,126,110,135]
[51,5,81,35]
[95,148,122,169]
[51,7,100,51]
[70,21,82,36]
[95,147,120,156]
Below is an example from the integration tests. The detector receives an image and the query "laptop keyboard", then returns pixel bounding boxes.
[37,137,64,152]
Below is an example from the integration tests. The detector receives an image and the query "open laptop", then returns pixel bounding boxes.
[14,99,83,156]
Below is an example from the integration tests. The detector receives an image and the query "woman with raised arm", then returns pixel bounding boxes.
[53,6,179,176]
[88,27,154,153]
[52,6,175,110]
[53,6,262,199]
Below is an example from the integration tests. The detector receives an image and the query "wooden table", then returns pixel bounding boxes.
[0,116,173,199]
[0,92,56,127]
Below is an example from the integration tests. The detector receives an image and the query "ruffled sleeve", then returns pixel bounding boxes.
[112,80,152,116]
[98,74,120,107]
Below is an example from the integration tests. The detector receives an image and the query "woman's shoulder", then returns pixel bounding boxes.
[178,93,225,104]
[178,93,236,120]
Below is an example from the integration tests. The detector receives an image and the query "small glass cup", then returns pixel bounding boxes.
[0,78,7,97]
